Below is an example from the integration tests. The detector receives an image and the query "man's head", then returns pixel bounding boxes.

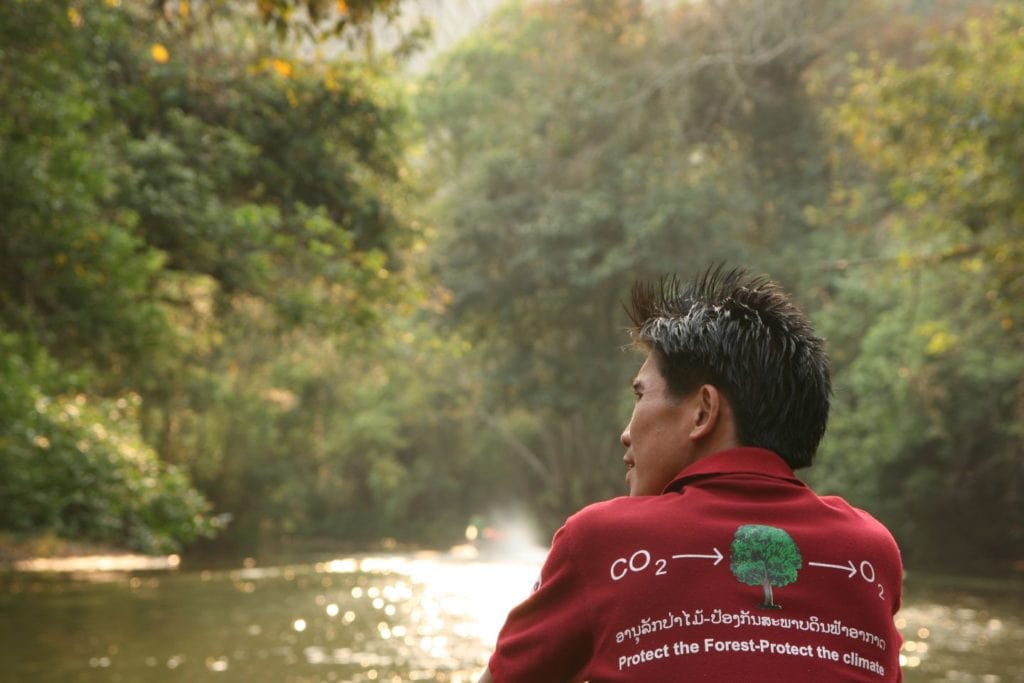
[621,265,830,489]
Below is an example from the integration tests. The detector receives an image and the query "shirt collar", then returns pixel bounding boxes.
[662,447,803,494]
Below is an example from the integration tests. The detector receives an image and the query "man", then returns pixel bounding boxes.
[479,266,904,682]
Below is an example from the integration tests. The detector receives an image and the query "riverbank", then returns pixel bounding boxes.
[0,532,459,574]
[0,533,179,573]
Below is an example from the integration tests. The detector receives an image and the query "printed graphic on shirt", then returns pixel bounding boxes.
[606,524,887,602]
[729,524,801,610]
[604,524,895,677]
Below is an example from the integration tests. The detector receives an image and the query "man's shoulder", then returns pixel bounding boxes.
[560,495,674,538]
[570,494,668,519]
[815,494,902,550]
[818,493,891,526]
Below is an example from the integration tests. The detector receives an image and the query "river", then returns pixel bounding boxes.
[1,551,1021,682]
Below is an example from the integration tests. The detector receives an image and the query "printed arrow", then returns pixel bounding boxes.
[671,547,724,565]
[808,560,857,578]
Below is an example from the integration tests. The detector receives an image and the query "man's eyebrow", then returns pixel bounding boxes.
[631,379,643,392]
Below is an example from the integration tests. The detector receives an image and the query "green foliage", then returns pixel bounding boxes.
[816,2,1024,565]
[417,0,853,526]
[0,333,219,553]
[0,1,170,375]
[0,0,428,554]
[2,0,1019,570]
[419,0,1019,570]
[0,0,210,552]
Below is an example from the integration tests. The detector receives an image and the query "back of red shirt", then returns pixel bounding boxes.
[488,448,903,682]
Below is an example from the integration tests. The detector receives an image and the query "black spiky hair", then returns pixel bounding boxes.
[625,265,831,469]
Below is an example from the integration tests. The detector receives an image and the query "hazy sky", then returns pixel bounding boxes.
[382,0,503,72]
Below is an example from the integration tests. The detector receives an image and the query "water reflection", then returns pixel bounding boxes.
[895,578,1024,682]
[0,554,1020,682]
[302,552,545,680]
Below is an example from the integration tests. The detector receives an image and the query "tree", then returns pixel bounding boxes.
[729,524,802,609]
[103,1,439,549]
[0,0,435,553]
[0,1,170,377]
[0,331,220,554]
[153,0,405,42]
[417,0,859,529]
[0,0,214,553]
[818,2,1024,567]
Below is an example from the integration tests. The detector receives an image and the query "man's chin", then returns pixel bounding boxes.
[626,478,642,496]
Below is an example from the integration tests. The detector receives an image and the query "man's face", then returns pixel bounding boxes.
[620,354,698,496]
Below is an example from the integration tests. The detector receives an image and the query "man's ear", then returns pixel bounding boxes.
[689,384,722,440]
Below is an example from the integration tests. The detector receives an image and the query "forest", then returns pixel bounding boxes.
[1,0,1020,573]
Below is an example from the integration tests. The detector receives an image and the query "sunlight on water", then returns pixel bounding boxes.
[312,546,547,680]
[404,553,545,644]
[303,512,548,679]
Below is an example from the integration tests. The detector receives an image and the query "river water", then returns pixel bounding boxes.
[1,551,1021,682]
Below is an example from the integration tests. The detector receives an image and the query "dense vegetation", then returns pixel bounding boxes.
[1,0,1020,570]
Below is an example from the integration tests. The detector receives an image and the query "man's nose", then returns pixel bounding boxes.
[620,425,631,447]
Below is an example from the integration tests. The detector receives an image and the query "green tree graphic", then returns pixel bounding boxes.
[729,525,802,609]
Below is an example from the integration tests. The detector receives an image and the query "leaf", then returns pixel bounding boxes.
[270,58,293,78]
[151,43,170,64]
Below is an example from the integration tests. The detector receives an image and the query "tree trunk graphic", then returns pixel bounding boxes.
[730,525,802,610]
[761,572,776,608]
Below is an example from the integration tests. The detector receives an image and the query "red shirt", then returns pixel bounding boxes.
[488,448,904,682]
